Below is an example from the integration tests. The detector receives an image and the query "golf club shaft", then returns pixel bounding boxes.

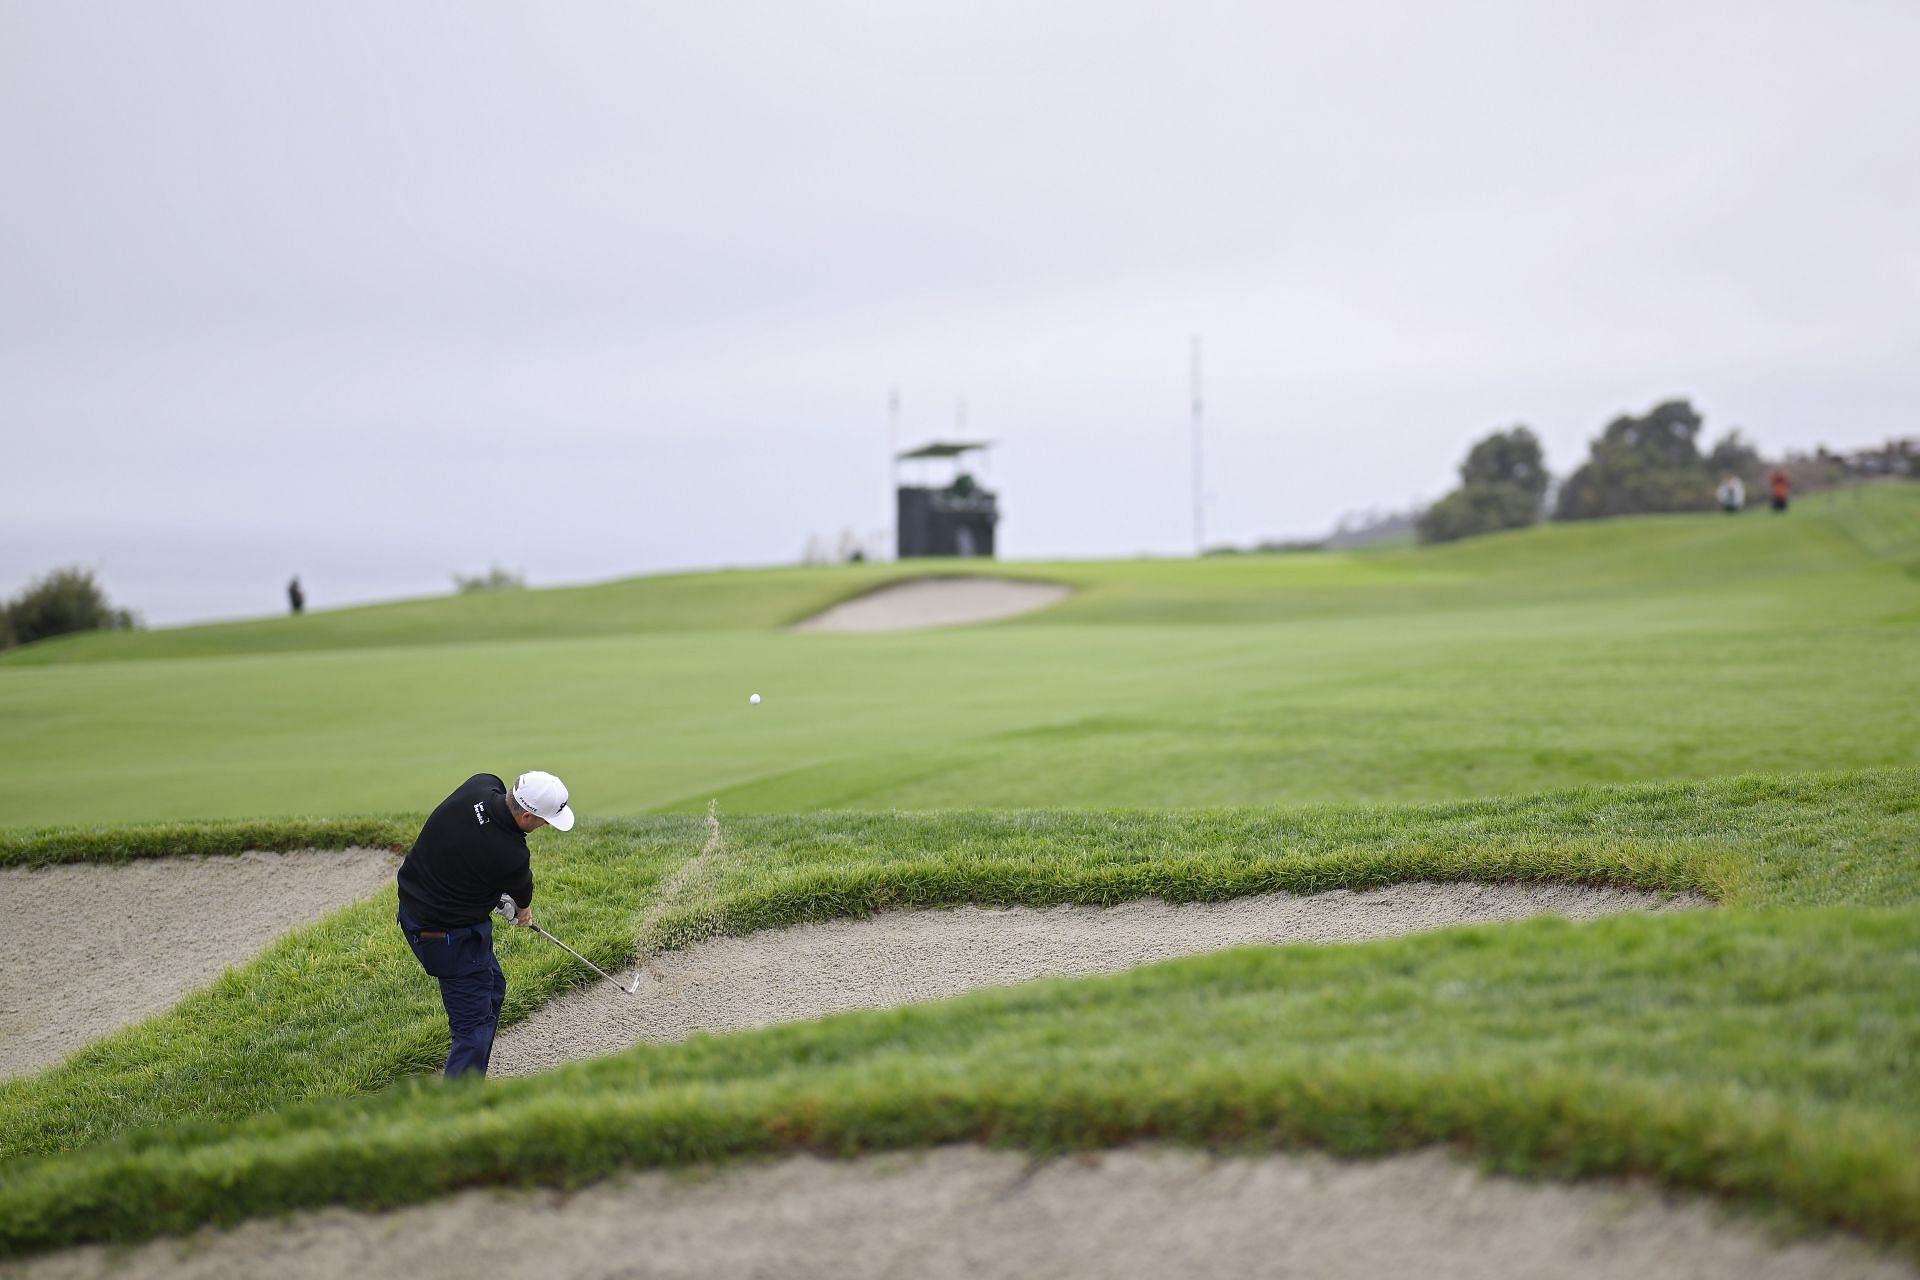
[532,923,635,995]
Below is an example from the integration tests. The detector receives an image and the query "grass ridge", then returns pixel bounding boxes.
[0,816,417,867]
[2,910,1918,1260]
[0,769,1916,1260]
[4,1069,1913,1258]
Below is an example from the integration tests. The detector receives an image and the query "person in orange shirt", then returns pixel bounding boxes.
[1769,468,1791,513]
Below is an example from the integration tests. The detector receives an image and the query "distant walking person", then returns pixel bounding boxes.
[287,576,305,615]
[1717,474,1745,514]
[1769,468,1792,513]
[396,771,576,1078]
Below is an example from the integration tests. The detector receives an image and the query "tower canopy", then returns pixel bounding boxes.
[896,440,992,461]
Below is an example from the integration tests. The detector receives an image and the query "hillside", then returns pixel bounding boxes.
[0,487,1914,828]
[7,485,1914,665]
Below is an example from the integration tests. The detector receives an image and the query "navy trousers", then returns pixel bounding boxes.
[399,909,507,1078]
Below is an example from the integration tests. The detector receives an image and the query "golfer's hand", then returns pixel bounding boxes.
[515,906,532,928]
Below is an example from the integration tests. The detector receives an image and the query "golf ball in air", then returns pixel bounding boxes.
[750,693,761,705]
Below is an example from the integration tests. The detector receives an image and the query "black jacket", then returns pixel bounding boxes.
[396,774,536,929]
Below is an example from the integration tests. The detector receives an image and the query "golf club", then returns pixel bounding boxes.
[498,895,640,996]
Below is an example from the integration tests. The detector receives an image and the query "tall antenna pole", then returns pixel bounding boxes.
[1190,335,1205,555]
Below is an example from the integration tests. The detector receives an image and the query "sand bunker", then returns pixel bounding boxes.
[16,1146,1909,1280]
[0,848,397,1080]
[14,876,1858,1280]
[793,576,1071,632]
[491,881,1700,1077]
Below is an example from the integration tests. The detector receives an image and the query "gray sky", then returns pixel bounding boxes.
[4,1,1917,624]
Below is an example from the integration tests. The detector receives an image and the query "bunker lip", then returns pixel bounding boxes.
[490,881,1707,1078]
[791,576,1072,633]
[16,1146,1909,1280]
[0,847,398,1081]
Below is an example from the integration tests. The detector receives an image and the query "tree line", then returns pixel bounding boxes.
[1421,399,1805,545]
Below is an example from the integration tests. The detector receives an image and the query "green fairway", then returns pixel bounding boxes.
[2,487,1916,829]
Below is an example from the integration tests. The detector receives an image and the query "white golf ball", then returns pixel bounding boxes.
[749,693,761,705]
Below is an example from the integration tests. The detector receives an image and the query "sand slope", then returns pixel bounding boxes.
[0,848,398,1080]
[792,576,1071,632]
[12,1146,1910,1280]
[492,881,1701,1077]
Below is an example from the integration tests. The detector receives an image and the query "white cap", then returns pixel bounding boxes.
[512,770,575,831]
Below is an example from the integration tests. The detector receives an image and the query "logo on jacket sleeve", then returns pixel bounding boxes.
[473,802,489,825]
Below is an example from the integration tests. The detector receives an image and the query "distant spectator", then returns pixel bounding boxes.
[1769,469,1791,513]
[288,576,305,615]
[1717,474,1745,514]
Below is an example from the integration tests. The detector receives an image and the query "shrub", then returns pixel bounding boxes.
[2,567,139,648]
[1555,400,1717,521]
[1705,429,1767,488]
[1416,427,1548,544]
[453,565,526,593]
[1417,481,1542,544]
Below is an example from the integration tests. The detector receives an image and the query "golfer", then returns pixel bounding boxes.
[396,770,575,1078]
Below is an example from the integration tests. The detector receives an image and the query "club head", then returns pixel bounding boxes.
[624,977,642,995]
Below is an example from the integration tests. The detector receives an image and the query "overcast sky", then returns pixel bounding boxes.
[4,1,1917,624]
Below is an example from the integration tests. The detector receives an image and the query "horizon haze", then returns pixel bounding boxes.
[4,1,1917,624]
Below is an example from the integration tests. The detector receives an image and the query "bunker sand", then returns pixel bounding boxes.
[792,576,1071,632]
[12,877,1886,1279]
[0,848,397,1080]
[492,881,1703,1077]
[13,1146,1911,1280]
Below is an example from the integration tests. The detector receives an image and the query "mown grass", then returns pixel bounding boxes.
[0,562,1048,665]
[11,910,1919,1256]
[1,768,1916,1259]
[1,490,1914,1260]
[8,483,1912,667]
[0,816,416,868]
[2,489,1916,829]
